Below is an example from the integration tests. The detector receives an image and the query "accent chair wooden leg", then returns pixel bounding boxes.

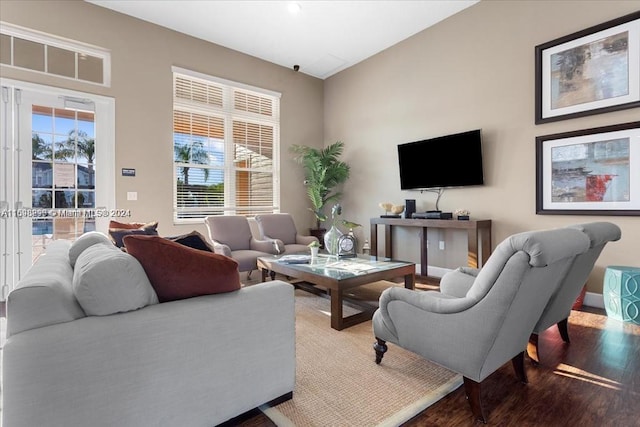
[373,338,387,364]
[246,270,252,280]
[269,270,276,280]
[512,351,528,384]
[527,333,540,365]
[557,318,570,343]
[463,377,486,424]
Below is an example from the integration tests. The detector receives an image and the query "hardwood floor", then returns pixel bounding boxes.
[404,307,640,426]
[237,281,640,426]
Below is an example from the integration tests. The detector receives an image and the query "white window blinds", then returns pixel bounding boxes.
[172,68,280,221]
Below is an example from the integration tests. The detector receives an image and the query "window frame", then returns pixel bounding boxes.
[0,21,111,87]
[172,66,281,224]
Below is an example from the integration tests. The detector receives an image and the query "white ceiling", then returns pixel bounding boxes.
[87,0,478,79]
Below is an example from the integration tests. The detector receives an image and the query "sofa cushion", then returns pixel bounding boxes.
[73,243,159,316]
[108,221,159,248]
[68,231,113,267]
[123,235,241,302]
[7,240,86,337]
[166,230,215,252]
[204,216,253,251]
[255,214,298,245]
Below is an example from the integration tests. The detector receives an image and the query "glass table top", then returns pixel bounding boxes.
[259,253,414,281]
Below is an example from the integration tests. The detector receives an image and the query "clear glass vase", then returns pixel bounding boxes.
[323,225,343,255]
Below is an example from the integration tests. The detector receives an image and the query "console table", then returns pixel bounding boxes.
[370,217,492,277]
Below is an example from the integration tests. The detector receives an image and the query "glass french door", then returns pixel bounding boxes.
[0,80,115,299]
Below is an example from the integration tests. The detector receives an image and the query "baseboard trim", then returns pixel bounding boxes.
[416,265,452,279]
[583,292,604,309]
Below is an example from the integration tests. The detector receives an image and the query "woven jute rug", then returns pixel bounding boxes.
[261,282,463,427]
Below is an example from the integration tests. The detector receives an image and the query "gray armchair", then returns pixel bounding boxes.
[530,222,621,361]
[372,227,591,423]
[204,215,279,278]
[440,222,621,363]
[254,213,318,255]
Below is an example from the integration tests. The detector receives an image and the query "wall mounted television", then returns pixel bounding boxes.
[397,129,484,190]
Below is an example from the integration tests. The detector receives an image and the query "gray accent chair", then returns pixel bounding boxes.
[440,222,621,364]
[204,215,279,278]
[372,227,591,423]
[254,213,318,255]
[531,222,621,361]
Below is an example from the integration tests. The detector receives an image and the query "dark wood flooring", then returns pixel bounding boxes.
[236,278,640,426]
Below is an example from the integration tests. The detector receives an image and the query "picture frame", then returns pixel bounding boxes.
[536,121,640,216]
[535,11,640,124]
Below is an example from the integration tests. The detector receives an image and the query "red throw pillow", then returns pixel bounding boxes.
[123,235,240,302]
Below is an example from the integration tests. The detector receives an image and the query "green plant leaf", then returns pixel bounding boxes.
[341,220,362,229]
[290,141,350,224]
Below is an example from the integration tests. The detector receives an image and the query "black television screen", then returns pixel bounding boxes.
[397,129,484,190]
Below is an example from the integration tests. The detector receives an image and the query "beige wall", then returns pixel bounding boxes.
[324,1,640,294]
[2,1,639,294]
[0,0,324,237]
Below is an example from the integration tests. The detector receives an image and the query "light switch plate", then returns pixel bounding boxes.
[127,192,137,201]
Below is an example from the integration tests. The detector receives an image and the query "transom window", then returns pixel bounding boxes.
[0,22,110,86]
[172,67,280,222]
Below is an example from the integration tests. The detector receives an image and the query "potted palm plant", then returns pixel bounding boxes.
[290,141,350,245]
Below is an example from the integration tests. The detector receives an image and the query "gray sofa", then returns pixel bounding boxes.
[3,238,295,427]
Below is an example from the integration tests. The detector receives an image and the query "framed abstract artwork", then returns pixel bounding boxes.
[536,121,640,216]
[535,11,640,124]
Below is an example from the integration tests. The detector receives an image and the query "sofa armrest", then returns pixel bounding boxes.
[7,240,85,338]
[211,240,232,257]
[295,234,319,246]
[3,281,295,427]
[373,286,476,351]
[251,237,281,254]
[439,267,479,297]
[380,287,473,315]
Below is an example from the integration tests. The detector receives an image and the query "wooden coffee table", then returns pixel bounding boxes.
[257,254,415,330]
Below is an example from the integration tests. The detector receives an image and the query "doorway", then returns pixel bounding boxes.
[0,79,115,299]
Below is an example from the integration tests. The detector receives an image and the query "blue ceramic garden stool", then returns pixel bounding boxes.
[603,266,640,325]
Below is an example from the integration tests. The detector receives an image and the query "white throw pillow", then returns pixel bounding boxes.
[73,243,159,316]
[68,231,114,267]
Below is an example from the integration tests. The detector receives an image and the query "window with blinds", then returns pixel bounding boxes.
[172,68,280,221]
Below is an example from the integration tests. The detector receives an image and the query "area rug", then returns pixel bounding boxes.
[261,283,463,427]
